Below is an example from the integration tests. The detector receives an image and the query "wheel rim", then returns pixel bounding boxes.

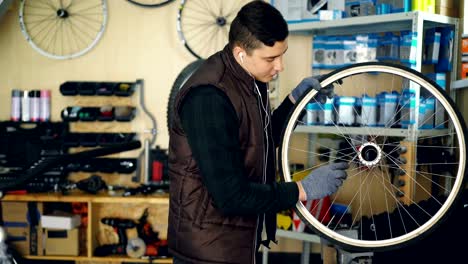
[177,0,252,59]
[127,0,174,7]
[19,0,107,60]
[279,62,466,251]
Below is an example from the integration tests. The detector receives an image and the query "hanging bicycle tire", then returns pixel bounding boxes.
[167,59,204,132]
[127,0,174,8]
[19,0,107,60]
[279,62,467,252]
[177,0,252,59]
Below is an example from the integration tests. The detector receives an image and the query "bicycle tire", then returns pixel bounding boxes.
[177,0,252,59]
[19,0,107,60]
[127,0,174,7]
[278,62,467,252]
[167,59,204,132]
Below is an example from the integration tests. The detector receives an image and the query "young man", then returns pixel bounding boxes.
[168,1,348,263]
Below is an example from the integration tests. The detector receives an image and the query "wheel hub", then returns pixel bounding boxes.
[358,142,382,167]
[57,9,69,18]
[216,17,226,26]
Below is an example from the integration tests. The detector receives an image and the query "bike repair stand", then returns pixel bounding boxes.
[321,230,374,264]
[336,248,373,264]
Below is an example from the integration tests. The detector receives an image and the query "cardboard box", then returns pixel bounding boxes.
[4,225,29,256]
[461,61,468,78]
[0,202,43,256]
[45,228,79,256]
[41,213,81,230]
[436,5,458,16]
[462,35,468,55]
[436,0,456,8]
[1,202,29,222]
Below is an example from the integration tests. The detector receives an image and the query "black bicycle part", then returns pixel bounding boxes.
[127,0,174,7]
[0,141,141,193]
[167,59,204,133]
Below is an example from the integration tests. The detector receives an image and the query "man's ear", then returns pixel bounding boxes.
[233,46,246,61]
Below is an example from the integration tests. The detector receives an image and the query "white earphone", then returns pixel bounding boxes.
[239,52,245,63]
[238,50,270,183]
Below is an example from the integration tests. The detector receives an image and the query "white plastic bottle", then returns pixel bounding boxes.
[21,90,30,122]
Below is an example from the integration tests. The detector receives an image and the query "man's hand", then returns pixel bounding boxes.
[289,76,334,104]
[298,162,349,201]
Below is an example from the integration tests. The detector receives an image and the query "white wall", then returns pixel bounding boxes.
[0,0,309,149]
[0,1,197,148]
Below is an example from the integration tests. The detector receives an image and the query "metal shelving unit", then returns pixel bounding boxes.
[451,79,468,90]
[295,125,449,140]
[289,11,458,37]
[289,11,459,137]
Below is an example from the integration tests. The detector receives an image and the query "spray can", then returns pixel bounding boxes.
[11,90,22,121]
[21,90,30,122]
[40,90,51,122]
[30,90,40,122]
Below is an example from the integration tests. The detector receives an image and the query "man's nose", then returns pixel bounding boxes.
[274,57,284,72]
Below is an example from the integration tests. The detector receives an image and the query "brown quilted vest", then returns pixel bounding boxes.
[168,45,274,264]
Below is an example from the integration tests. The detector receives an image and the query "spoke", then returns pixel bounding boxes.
[44,18,60,54]
[25,3,54,10]
[224,0,246,19]
[24,15,57,26]
[33,18,57,49]
[324,99,362,152]
[372,164,421,234]
[295,117,361,144]
[71,3,102,14]
[46,0,57,9]
[71,14,102,33]
[183,7,214,20]
[381,166,394,238]
[377,164,456,180]
[291,139,358,159]
[38,0,56,11]
[28,15,57,38]
[382,152,442,208]
[183,23,213,41]
[68,17,97,42]
[64,0,75,10]
[378,102,411,150]
[196,0,217,18]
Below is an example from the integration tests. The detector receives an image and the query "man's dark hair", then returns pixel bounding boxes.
[229,1,288,55]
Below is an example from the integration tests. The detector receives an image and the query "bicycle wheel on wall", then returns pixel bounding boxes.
[279,62,466,252]
[177,0,252,59]
[19,0,107,60]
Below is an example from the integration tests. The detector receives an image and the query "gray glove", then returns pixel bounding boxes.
[291,76,334,104]
[300,162,349,200]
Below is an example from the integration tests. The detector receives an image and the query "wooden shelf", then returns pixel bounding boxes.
[25,255,173,263]
[1,191,169,204]
[3,192,170,262]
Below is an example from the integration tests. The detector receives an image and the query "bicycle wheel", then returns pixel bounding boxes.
[19,0,107,60]
[127,0,174,8]
[177,0,252,59]
[167,59,204,132]
[279,62,467,252]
